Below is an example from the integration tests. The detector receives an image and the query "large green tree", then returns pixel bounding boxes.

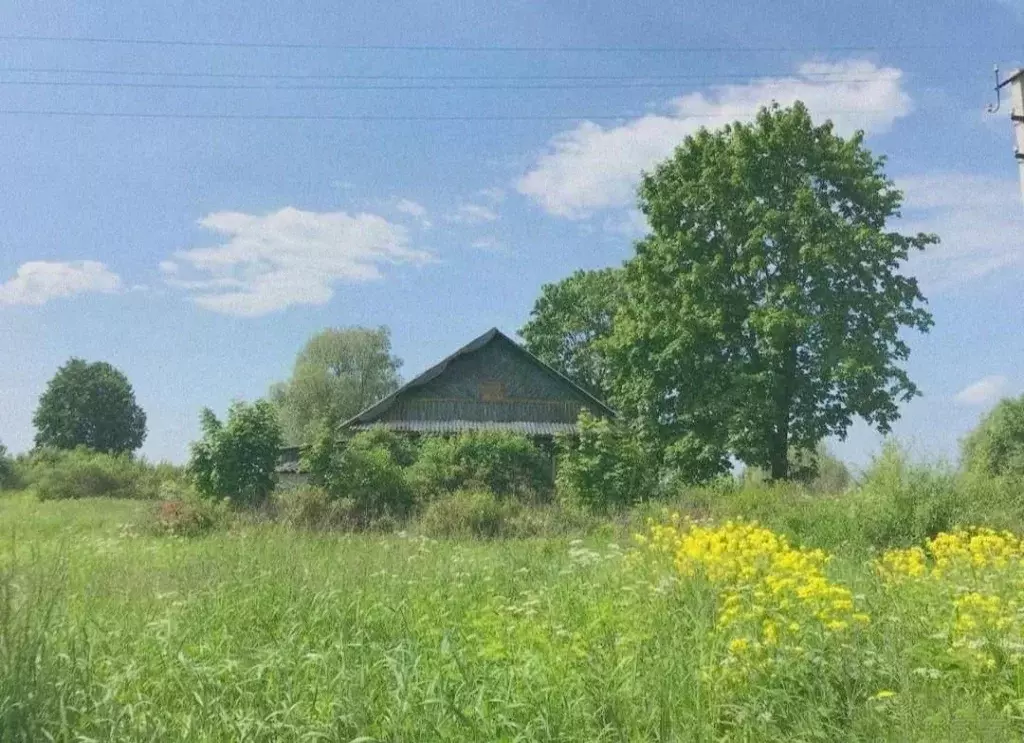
[961,395,1024,478]
[519,268,622,400]
[610,102,936,481]
[33,358,147,454]
[270,326,402,445]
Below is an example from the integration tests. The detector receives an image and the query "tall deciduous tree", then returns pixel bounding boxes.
[271,326,402,444]
[610,103,936,481]
[33,358,147,454]
[961,395,1024,478]
[519,268,622,401]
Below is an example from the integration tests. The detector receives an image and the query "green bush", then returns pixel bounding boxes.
[419,489,522,539]
[407,431,551,501]
[855,441,960,548]
[962,394,1024,478]
[27,447,163,501]
[302,428,414,523]
[151,497,228,537]
[188,401,282,507]
[350,425,420,467]
[555,412,657,511]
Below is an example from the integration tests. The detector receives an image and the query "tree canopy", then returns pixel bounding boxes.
[188,400,282,506]
[519,268,622,401]
[270,326,402,445]
[609,102,936,481]
[962,395,1024,479]
[33,358,147,454]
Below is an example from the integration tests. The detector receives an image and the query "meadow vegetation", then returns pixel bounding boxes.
[5,437,1024,740]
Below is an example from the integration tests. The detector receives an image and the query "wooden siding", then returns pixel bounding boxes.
[376,339,603,425]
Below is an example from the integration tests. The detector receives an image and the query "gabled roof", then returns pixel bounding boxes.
[343,327,614,428]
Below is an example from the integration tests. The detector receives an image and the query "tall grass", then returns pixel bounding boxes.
[3,447,1024,740]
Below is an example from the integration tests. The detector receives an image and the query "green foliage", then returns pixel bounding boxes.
[519,267,622,400]
[0,442,17,491]
[660,443,996,554]
[855,441,960,548]
[609,102,936,481]
[744,443,852,493]
[13,485,1024,741]
[555,411,657,511]
[407,431,551,501]
[961,394,1024,478]
[349,425,420,467]
[270,326,402,445]
[279,485,336,530]
[188,400,282,507]
[151,497,228,537]
[33,358,147,454]
[419,489,521,539]
[301,427,414,522]
[25,447,164,501]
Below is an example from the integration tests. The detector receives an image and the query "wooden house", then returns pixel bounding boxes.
[277,327,614,476]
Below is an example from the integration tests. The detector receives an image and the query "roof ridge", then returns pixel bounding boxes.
[340,327,614,429]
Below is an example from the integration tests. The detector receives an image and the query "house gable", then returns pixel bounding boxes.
[344,328,613,434]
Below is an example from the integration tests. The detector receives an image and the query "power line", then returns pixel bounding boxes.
[0,107,943,122]
[0,32,968,53]
[0,77,905,92]
[0,65,909,82]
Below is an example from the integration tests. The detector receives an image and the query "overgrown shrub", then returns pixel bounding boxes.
[856,441,960,548]
[188,401,282,507]
[419,489,522,539]
[27,447,163,501]
[555,412,657,511]
[151,497,227,537]
[407,431,551,501]
[351,425,420,467]
[279,485,378,531]
[302,427,414,522]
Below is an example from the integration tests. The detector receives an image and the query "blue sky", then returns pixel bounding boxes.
[2,0,1024,467]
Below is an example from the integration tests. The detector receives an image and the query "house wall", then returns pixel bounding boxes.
[378,339,604,424]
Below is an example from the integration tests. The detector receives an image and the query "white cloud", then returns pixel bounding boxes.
[395,199,427,218]
[448,203,499,224]
[477,187,506,204]
[470,236,505,252]
[0,260,122,306]
[158,260,179,274]
[898,174,1024,289]
[517,60,913,218]
[168,206,433,317]
[955,375,1009,406]
[602,209,649,240]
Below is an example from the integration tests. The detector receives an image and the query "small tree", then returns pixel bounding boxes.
[962,395,1024,479]
[188,400,282,507]
[555,412,657,511]
[33,358,147,454]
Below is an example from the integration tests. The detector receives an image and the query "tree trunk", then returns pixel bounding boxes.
[768,341,797,481]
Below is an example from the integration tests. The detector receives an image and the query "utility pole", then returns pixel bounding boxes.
[988,66,1024,205]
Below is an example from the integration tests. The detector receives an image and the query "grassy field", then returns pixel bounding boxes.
[4,492,1024,741]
